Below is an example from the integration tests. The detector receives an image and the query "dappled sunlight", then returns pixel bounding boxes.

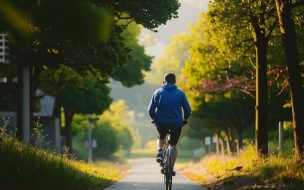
[180,144,304,189]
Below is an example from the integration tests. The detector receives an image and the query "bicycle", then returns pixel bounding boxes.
[159,130,176,190]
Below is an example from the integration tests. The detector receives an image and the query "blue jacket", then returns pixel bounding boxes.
[148,83,192,128]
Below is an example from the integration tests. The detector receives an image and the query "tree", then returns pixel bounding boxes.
[56,74,112,154]
[196,92,255,154]
[118,127,134,156]
[96,100,135,155]
[111,22,153,87]
[207,0,280,156]
[193,98,236,154]
[72,100,135,159]
[0,0,113,48]
[92,120,119,158]
[94,0,180,30]
[182,113,214,154]
[1,0,114,141]
[35,20,153,153]
[1,0,181,142]
[148,33,192,83]
[275,0,304,160]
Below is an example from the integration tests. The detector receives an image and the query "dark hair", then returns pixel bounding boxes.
[164,73,176,83]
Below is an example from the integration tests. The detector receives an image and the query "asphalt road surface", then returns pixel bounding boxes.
[104,158,206,190]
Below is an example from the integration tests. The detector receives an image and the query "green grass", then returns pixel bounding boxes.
[179,142,304,189]
[0,117,123,190]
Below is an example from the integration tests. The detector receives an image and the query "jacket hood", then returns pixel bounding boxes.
[162,83,177,91]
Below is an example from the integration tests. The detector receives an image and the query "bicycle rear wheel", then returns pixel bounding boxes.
[164,172,172,190]
[164,147,173,190]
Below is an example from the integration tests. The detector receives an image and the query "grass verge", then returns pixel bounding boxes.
[0,117,128,190]
[179,144,304,190]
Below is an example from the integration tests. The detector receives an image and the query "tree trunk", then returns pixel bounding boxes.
[235,127,244,155]
[64,110,74,155]
[225,127,234,154]
[250,12,270,157]
[217,134,225,156]
[220,137,225,156]
[215,133,220,155]
[199,139,208,154]
[225,136,231,155]
[275,0,304,160]
[255,36,268,157]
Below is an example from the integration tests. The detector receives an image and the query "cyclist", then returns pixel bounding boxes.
[148,72,192,170]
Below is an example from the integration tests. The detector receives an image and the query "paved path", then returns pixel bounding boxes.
[104,158,206,190]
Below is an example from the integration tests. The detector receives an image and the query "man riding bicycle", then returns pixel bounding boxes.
[148,72,192,170]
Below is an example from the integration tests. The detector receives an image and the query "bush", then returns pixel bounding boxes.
[73,120,119,159]
[92,121,119,158]
[118,127,134,156]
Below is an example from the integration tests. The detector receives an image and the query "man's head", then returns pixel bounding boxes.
[163,73,176,84]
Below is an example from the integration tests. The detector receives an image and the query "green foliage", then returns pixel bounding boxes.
[107,0,181,30]
[73,100,135,159]
[71,114,88,136]
[268,121,294,144]
[0,117,119,190]
[2,0,179,81]
[57,75,112,115]
[0,137,88,189]
[183,113,213,141]
[97,100,135,151]
[0,83,18,111]
[111,22,153,87]
[92,120,119,158]
[0,0,113,48]
[207,0,279,59]
[153,33,191,80]
[31,117,46,147]
[118,127,134,152]
[178,3,295,155]
[178,136,201,150]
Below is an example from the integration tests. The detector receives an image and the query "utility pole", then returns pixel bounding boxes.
[86,114,98,162]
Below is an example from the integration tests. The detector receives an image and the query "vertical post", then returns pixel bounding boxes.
[88,114,92,162]
[279,121,284,150]
[23,66,30,144]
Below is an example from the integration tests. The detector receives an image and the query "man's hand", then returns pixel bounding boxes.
[151,120,155,124]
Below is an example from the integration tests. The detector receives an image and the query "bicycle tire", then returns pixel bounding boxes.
[164,147,172,190]
[164,173,172,190]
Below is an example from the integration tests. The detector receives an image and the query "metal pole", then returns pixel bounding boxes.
[23,67,30,144]
[88,114,92,162]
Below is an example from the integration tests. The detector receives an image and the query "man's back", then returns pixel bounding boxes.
[148,83,191,128]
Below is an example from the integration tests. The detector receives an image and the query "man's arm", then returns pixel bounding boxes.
[182,94,192,121]
[148,95,157,119]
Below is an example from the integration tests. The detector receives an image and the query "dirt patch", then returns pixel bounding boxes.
[179,159,295,190]
[181,169,295,189]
